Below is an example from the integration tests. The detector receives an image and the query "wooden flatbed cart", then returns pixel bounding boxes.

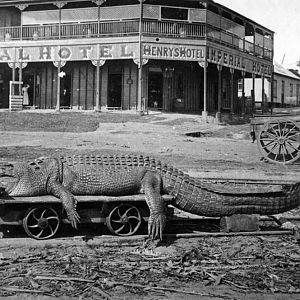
[250,108,300,164]
[0,178,296,240]
[0,194,173,240]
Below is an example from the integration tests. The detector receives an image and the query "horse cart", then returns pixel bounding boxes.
[250,108,300,164]
[0,194,173,240]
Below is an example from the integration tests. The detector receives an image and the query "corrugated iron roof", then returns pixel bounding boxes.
[274,62,300,80]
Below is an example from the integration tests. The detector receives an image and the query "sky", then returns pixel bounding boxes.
[214,0,300,68]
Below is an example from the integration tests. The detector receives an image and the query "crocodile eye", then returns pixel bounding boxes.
[28,160,42,170]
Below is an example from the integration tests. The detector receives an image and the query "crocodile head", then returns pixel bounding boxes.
[0,162,25,196]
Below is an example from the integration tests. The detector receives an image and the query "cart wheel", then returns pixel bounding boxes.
[258,118,300,164]
[106,204,143,236]
[23,206,60,240]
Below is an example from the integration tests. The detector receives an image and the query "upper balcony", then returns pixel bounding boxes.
[0,3,274,61]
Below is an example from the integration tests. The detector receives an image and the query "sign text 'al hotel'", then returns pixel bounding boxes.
[0,43,272,76]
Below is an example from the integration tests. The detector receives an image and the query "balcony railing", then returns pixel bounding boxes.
[143,20,206,38]
[2,20,140,40]
[0,20,273,61]
[206,25,273,60]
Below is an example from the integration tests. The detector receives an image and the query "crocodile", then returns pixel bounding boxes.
[1,154,300,239]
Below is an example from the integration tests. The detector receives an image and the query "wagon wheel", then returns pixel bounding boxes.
[23,206,60,240]
[258,118,300,164]
[106,204,143,236]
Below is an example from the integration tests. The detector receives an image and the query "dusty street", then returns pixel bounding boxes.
[1,111,299,181]
[0,111,300,300]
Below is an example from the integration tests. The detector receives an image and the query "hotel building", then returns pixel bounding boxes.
[0,0,274,116]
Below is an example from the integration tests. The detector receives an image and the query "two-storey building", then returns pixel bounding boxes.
[0,0,274,117]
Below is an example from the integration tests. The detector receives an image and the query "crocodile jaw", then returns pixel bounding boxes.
[0,163,18,195]
[0,175,18,195]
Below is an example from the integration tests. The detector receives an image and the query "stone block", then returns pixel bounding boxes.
[220,214,260,232]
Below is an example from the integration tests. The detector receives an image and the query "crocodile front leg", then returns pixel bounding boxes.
[47,180,80,228]
[141,171,166,240]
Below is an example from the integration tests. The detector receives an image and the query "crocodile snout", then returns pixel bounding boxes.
[0,174,17,195]
[0,163,14,177]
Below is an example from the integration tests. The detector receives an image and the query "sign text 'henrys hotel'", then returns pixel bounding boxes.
[0,43,272,76]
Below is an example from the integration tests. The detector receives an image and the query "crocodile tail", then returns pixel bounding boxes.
[170,177,300,217]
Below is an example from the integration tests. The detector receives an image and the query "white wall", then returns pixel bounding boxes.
[242,74,300,105]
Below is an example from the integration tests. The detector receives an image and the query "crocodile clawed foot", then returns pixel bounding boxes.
[68,210,80,229]
[148,213,166,240]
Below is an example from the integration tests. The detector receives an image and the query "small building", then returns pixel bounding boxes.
[240,62,300,111]
[0,0,274,117]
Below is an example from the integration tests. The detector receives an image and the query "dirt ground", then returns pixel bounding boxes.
[0,110,300,299]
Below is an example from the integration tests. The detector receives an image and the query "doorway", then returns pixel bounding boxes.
[0,72,5,108]
[60,72,72,108]
[108,74,122,108]
[148,72,163,109]
[222,77,231,111]
[22,72,34,106]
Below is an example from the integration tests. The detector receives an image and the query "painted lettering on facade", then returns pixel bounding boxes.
[0,49,12,61]
[0,43,272,77]
[143,44,205,60]
[252,62,272,77]
[0,44,137,62]
[207,47,246,70]
[207,46,272,77]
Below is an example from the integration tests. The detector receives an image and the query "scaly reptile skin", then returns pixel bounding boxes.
[1,154,300,239]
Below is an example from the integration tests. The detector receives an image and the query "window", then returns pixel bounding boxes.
[290,83,294,97]
[281,80,285,104]
[238,79,243,92]
[273,79,277,98]
[161,7,188,21]
[297,84,300,104]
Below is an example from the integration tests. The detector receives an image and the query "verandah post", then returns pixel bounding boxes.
[216,64,222,122]
[96,62,100,111]
[261,75,265,113]
[56,62,61,111]
[198,59,208,122]
[230,67,234,114]
[252,73,256,114]
[137,0,144,115]
[241,70,246,116]
[54,58,66,111]
[92,59,105,112]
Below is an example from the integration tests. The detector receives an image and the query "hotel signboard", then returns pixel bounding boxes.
[0,42,272,77]
[206,46,272,77]
[143,44,205,61]
[143,43,272,77]
[0,43,138,62]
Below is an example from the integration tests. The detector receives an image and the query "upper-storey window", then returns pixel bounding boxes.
[161,7,188,21]
[0,7,20,27]
[104,0,138,6]
[63,1,97,9]
[145,0,199,8]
